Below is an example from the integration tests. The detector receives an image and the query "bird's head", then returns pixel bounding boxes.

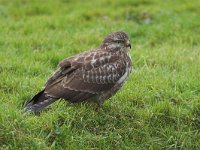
[101,31,131,51]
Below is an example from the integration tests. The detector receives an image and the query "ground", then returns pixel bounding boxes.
[0,0,199,149]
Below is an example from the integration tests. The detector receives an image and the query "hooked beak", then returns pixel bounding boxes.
[125,40,131,49]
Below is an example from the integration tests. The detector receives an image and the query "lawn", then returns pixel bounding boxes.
[0,0,199,149]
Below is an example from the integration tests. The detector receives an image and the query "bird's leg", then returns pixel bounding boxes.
[94,98,105,112]
[96,99,103,107]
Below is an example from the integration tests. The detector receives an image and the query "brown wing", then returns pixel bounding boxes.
[43,49,127,102]
[44,50,97,88]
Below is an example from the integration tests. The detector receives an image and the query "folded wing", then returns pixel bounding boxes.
[43,50,127,103]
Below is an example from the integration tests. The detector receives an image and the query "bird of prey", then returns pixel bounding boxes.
[25,31,132,112]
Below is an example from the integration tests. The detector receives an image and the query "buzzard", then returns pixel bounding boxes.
[25,31,132,112]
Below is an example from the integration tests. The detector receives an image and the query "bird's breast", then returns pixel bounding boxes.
[117,53,132,85]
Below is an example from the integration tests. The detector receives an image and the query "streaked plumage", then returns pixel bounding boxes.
[25,31,132,112]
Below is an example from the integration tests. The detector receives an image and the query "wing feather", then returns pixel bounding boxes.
[43,50,127,103]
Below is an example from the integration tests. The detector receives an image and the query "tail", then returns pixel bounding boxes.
[25,90,58,112]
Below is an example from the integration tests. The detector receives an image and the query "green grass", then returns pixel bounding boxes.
[0,0,200,149]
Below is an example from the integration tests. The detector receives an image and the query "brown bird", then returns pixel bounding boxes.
[25,31,132,112]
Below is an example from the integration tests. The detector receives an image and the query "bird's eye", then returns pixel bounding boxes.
[115,40,123,44]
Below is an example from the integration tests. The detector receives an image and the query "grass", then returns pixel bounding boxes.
[0,0,199,149]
